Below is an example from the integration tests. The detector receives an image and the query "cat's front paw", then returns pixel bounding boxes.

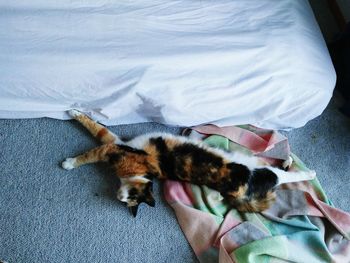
[68,109,82,118]
[62,158,77,170]
[282,156,293,170]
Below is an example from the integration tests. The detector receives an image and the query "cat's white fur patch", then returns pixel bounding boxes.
[68,109,82,118]
[268,167,316,185]
[117,184,130,202]
[120,175,151,184]
[62,158,77,170]
[117,175,151,203]
[282,156,293,170]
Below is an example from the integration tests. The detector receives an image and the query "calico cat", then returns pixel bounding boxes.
[62,110,315,217]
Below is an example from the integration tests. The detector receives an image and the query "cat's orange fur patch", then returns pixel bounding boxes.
[227,185,248,199]
[164,138,181,150]
[143,144,163,178]
[97,128,109,139]
[217,166,231,180]
[114,154,150,178]
[182,157,192,180]
[235,190,276,212]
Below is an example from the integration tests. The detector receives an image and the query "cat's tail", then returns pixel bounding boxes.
[234,191,277,213]
[68,109,122,144]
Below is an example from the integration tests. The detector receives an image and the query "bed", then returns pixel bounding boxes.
[0,0,336,129]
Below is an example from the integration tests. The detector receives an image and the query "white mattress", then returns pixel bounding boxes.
[0,0,335,129]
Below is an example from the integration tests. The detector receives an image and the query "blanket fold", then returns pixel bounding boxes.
[164,125,350,263]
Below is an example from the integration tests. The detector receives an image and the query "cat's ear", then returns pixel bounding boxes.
[139,182,156,207]
[143,194,155,207]
[128,198,154,218]
[143,181,155,207]
[129,205,139,217]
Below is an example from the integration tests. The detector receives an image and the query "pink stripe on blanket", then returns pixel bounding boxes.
[164,180,193,206]
[168,200,220,256]
[305,193,350,239]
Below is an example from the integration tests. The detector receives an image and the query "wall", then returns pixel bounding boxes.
[309,0,340,41]
[336,0,350,21]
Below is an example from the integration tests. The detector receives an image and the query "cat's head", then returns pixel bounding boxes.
[109,145,158,217]
[116,175,155,217]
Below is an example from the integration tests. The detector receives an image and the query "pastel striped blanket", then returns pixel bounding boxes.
[164,125,350,263]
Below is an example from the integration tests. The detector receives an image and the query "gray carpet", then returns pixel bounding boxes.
[0,95,349,263]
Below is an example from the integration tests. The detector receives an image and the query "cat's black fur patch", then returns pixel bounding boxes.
[144,173,156,180]
[248,168,278,198]
[150,137,176,179]
[128,187,139,197]
[117,144,148,155]
[226,162,251,190]
[108,145,147,164]
[150,137,226,182]
[108,153,122,164]
[174,143,223,168]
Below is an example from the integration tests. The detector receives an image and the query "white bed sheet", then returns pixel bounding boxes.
[0,0,335,129]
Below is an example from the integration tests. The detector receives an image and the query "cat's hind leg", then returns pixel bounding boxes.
[282,156,293,170]
[68,109,122,144]
[268,167,316,185]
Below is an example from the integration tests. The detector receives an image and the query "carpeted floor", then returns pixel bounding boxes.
[0,94,349,263]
